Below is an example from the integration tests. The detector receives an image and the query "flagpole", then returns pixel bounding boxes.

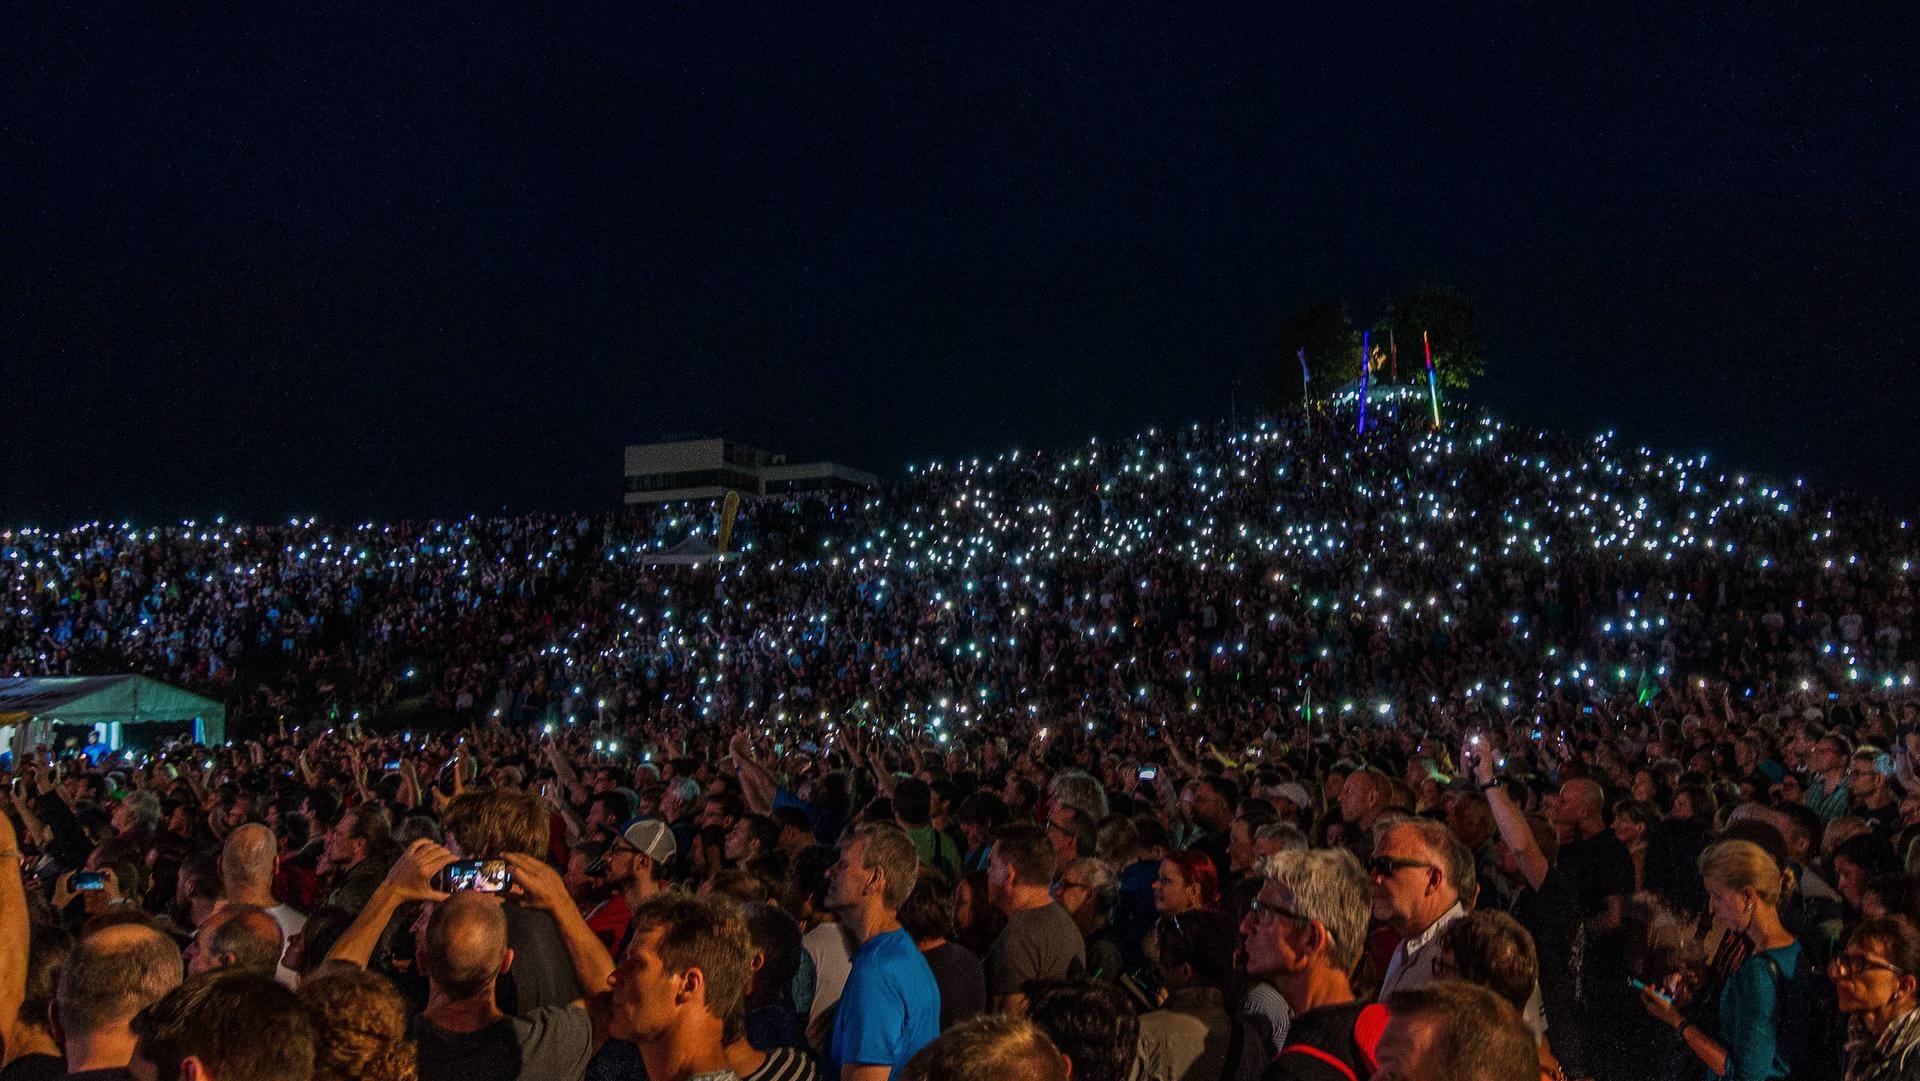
[1298,348,1310,413]
[1423,330,1442,430]
[1356,330,1371,435]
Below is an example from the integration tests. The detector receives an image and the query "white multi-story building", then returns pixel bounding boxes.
[622,438,876,504]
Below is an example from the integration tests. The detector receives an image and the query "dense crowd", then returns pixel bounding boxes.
[3,401,1920,1081]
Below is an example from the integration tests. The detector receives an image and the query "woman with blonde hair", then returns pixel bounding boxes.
[298,968,419,1081]
[1640,839,1801,1081]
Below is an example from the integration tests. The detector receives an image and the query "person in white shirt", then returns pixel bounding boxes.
[1368,816,1471,999]
[221,823,307,986]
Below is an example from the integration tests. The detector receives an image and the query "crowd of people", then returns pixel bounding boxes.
[3,401,1920,1081]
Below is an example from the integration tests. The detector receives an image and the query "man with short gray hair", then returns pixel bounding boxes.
[1370,815,1472,1000]
[825,823,941,1081]
[1052,857,1124,982]
[1240,848,1377,1080]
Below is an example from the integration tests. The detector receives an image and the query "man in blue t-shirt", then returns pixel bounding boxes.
[825,823,941,1081]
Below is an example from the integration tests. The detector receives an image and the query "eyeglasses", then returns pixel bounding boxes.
[1052,879,1092,895]
[1830,953,1906,979]
[1367,856,1436,878]
[1046,819,1074,836]
[1248,896,1315,930]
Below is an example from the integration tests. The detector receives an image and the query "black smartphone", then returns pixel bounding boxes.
[434,859,512,893]
[73,872,107,892]
[1138,765,1159,782]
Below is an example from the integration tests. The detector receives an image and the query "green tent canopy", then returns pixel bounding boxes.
[0,675,226,757]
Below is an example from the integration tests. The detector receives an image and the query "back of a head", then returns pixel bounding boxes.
[1437,911,1537,1012]
[901,1014,1070,1081]
[57,923,185,1043]
[1382,980,1539,1081]
[893,778,934,826]
[899,871,960,944]
[1155,908,1239,987]
[221,822,280,892]
[1048,771,1110,821]
[740,901,804,1003]
[993,823,1057,889]
[21,926,74,1037]
[1028,982,1138,1081]
[442,788,548,858]
[133,969,315,1081]
[202,904,286,974]
[784,844,838,912]
[424,894,508,999]
[299,968,419,1081]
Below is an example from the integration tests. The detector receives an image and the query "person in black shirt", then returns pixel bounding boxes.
[1472,742,1588,1081]
[1241,848,1380,1081]
[51,923,184,1081]
[1849,747,1901,841]
[1551,779,1634,930]
[1550,777,1637,1081]
[900,873,986,1030]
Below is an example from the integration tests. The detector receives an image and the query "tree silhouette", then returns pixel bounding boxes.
[1375,281,1486,389]
[1270,299,1362,410]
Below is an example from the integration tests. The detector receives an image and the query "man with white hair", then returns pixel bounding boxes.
[1240,847,1381,1080]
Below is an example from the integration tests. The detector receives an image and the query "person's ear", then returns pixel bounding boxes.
[751,949,767,974]
[180,1055,212,1081]
[500,947,516,975]
[677,966,708,1009]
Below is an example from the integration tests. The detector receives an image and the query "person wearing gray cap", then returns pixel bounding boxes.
[598,819,677,958]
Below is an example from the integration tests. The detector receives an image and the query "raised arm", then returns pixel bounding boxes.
[322,839,454,971]
[1468,734,1548,890]
[504,852,617,1049]
[728,731,778,816]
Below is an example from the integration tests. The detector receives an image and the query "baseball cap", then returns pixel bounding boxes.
[621,819,677,865]
[1268,782,1312,813]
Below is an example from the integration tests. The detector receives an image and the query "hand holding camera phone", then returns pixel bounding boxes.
[432,859,512,893]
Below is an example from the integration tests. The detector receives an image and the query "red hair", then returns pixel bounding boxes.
[1162,849,1220,908]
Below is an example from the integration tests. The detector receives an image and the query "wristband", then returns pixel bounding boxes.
[1676,1021,1690,1039]
[1479,780,1502,792]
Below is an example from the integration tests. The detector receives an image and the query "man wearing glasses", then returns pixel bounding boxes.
[1369,817,1473,1001]
[1240,848,1381,1081]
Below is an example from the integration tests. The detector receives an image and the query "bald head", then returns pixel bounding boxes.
[424,894,509,999]
[221,823,279,893]
[192,904,284,976]
[1557,779,1604,824]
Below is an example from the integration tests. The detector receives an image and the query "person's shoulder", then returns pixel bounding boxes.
[1262,1050,1355,1081]
[516,1002,595,1042]
[750,1046,822,1081]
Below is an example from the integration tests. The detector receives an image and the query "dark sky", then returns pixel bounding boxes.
[6,5,1917,525]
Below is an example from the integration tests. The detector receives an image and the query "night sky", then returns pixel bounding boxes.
[6,6,1917,525]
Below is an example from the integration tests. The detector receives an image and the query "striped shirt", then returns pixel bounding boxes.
[745,1045,819,1081]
